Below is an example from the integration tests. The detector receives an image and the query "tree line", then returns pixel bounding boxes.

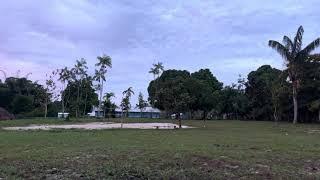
[0,26,319,123]
[0,55,150,119]
[148,26,320,124]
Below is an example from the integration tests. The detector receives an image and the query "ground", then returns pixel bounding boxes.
[1,118,320,179]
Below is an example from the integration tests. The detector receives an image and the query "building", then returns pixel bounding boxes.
[57,112,69,118]
[115,106,161,118]
[87,106,104,118]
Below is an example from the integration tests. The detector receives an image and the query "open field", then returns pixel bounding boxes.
[1,118,320,179]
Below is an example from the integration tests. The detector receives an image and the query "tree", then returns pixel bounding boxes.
[0,77,48,117]
[121,87,134,117]
[44,71,57,118]
[148,62,164,118]
[63,80,98,117]
[190,69,223,121]
[148,70,194,128]
[82,76,94,116]
[245,65,283,121]
[268,26,320,124]
[300,54,320,122]
[73,58,88,118]
[219,84,249,120]
[270,73,291,123]
[11,95,33,115]
[95,55,112,118]
[103,92,117,118]
[136,92,148,118]
[120,87,134,128]
[58,67,73,117]
[149,62,164,79]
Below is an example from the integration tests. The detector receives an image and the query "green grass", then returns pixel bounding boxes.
[1,118,320,179]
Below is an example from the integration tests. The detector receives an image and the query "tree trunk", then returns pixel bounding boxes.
[121,110,124,128]
[292,85,298,124]
[273,106,278,125]
[83,92,88,116]
[44,104,48,119]
[203,111,207,128]
[99,80,104,118]
[76,83,80,119]
[44,96,48,118]
[62,84,65,118]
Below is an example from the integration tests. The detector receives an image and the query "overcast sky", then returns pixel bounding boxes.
[1,0,320,105]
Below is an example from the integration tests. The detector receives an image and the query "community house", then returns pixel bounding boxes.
[88,106,161,118]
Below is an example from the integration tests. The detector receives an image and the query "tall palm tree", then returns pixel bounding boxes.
[148,62,164,117]
[95,55,112,118]
[268,26,320,124]
[155,62,164,78]
[149,62,164,79]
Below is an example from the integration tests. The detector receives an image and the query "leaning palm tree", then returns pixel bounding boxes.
[268,26,320,124]
[95,55,112,118]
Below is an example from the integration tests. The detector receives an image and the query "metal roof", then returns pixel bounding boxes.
[115,106,161,113]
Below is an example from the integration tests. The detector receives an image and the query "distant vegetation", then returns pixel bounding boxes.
[0,26,319,123]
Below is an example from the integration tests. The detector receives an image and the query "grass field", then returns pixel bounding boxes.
[1,118,320,179]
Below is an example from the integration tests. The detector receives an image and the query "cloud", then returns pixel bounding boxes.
[1,0,320,105]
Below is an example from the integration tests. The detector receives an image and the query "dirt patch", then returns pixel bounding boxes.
[3,122,193,131]
[193,156,240,170]
[304,160,320,175]
[192,156,274,179]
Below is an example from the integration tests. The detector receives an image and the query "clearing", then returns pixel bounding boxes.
[3,122,191,130]
[1,118,320,179]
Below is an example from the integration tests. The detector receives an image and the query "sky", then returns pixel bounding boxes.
[1,0,320,105]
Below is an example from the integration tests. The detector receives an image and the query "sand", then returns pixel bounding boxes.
[3,122,192,130]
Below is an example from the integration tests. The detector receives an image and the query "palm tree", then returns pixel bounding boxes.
[149,62,164,118]
[95,55,112,118]
[136,92,148,118]
[120,87,134,128]
[103,92,115,118]
[149,62,164,79]
[122,87,134,117]
[123,87,134,97]
[268,26,320,124]
[74,58,88,118]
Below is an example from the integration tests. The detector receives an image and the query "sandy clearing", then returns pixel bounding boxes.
[3,122,192,130]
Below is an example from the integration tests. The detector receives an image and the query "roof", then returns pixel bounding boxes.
[115,106,161,113]
[92,106,103,112]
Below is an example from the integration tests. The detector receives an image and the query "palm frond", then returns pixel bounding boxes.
[293,26,304,54]
[283,36,293,52]
[301,38,320,55]
[308,53,320,62]
[268,40,291,61]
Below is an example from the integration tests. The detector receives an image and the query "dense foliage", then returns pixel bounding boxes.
[147,60,320,123]
[0,77,52,118]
